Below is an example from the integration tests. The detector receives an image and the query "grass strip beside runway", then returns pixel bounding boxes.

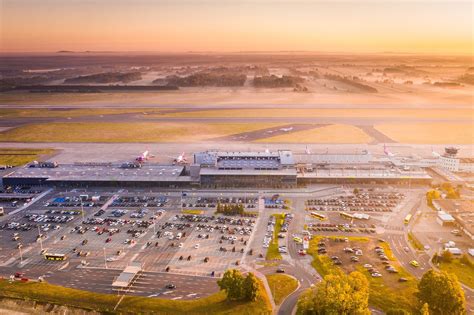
[0,148,55,166]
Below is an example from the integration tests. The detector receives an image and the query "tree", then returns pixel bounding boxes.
[386,309,410,315]
[441,250,454,263]
[242,273,260,301]
[417,269,466,315]
[426,190,441,207]
[353,188,360,194]
[297,270,370,315]
[420,303,430,315]
[217,269,244,300]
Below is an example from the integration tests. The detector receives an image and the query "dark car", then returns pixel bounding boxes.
[276,268,285,273]
[398,277,408,282]
[166,284,176,289]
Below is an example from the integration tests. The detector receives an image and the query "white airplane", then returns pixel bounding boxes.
[136,150,150,162]
[431,148,441,158]
[280,127,294,132]
[305,146,311,155]
[172,152,187,164]
[383,144,396,157]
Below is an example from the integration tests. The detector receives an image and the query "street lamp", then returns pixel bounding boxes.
[19,245,23,263]
[103,247,108,269]
[37,225,43,252]
[81,201,85,221]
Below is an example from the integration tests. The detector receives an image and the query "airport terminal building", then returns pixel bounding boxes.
[2,149,432,188]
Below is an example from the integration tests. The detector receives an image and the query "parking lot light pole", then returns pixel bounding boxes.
[81,202,85,221]
[37,225,43,252]
[103,247,108,269]
[153,210,156,235]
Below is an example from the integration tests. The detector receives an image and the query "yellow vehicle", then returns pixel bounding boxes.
[404,214,412,225]
[44,253,67,261]
[340,212,354,220]
[310,212,327,221]
[409,260,419,267]
[293,237,303,243]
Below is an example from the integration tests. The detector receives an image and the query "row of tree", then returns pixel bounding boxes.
[297,269,466,315]
[216,203,247,216]
[218,269,260,302]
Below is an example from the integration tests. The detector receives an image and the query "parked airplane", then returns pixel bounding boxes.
[383,144,396,157]
[136,151,154,162]
[431,148,441,158]
[173,152,187,164]
[280,127,294,132]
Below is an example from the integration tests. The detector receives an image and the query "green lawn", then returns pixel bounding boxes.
[0,148,55,166]
[265,274,298,305]
[0,122,279,143]
[0,279,272,314]
[439,258,474,289]
[408,232,423,250]
[265,213,285,261]
[306,236,418,313]
[181,209,204,215]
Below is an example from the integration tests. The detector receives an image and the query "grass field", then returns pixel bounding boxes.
[256,124,373,143]
[306,236,418,313]
[408,232,424,251]
[0,279,272,314]
[0,148,55,166]
[265,214,285,261]
[375,123,474,144]
[182,209,204,215]
[158,108,474,120]
[439,258,474,289]
[0,122,279,143]
[265,274,298,305]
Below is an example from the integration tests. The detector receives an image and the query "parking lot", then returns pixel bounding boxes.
[0,189,264,279]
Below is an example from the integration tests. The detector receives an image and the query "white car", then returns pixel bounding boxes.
[194,244,200,249]
[178,243,183,248]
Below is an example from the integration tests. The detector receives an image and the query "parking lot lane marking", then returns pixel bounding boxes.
[171,296,182,300]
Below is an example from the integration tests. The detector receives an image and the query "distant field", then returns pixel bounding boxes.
[0,122,280,142]
[256,124,373,143]
[158,108,474,120]
[0,108,169,118]
[375,123,474,144]
[0,148,55,166]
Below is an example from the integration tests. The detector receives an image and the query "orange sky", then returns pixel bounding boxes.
[1,0,472,54]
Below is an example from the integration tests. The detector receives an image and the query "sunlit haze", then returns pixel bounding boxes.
[1,0,472,54]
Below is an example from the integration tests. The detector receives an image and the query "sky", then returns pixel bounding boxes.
[1,0,472,54]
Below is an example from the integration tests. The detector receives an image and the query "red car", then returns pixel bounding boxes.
[106,237,112,243]
[14,272,24,278]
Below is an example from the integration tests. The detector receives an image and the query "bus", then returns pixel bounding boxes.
[310,212,327,221]
[404,214,412,225]
[44,253,67,261]
[340,212,354,220]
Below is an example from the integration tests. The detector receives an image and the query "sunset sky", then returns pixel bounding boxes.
[1,0,472,54]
